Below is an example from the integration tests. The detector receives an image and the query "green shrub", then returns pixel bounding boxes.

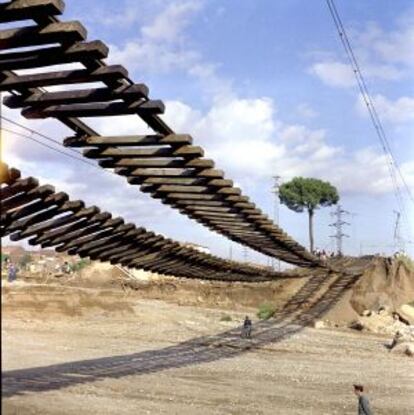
[220,314,232,322]
[71,258,90,272]
[257,303,276,320]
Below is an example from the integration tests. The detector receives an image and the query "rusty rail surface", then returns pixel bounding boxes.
[0,162,306,282]
[0,0,321,267]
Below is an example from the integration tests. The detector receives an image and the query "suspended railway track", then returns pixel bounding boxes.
[0,0,322,272]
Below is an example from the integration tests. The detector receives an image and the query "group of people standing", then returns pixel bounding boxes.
[2,258,74,282]
[313,248,336,261]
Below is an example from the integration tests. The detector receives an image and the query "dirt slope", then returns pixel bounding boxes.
[324,257,414,324]
[7,256,411,323]
[2,283,414,415]
[350,257,414,313]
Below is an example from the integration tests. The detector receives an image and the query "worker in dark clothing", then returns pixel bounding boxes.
[6,259,17,282]
[389,331,403,350]
[241,316,252,338]
[354,384,373,415]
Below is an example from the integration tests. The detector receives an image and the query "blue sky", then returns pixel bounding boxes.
[2,0,414,264]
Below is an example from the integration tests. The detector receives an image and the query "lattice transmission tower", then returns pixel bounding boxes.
[329,205,350,256]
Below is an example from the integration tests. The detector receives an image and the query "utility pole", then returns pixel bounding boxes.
[271,175,282,271]
[329,205,350,256]
[393,210,404,253]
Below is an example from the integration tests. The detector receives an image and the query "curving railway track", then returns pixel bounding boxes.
[0,0,321,269]
[1,162,308,282]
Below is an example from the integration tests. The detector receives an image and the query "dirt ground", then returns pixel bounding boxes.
[2,279,413,415]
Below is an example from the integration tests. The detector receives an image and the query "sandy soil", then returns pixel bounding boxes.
[2,280,413,415]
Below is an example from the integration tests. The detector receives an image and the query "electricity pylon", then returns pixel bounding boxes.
[329,205,350,256]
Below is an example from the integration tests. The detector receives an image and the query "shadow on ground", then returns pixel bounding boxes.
[2,269,361,397]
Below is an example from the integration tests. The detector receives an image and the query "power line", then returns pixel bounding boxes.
[1,126,102,170]
[0,115,124,178]
[0,114,84,157]
[325,0,413,219]
[325,0,412,204]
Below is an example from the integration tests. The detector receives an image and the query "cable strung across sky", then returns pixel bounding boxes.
[325,0,413,224]
[0,0,321,268]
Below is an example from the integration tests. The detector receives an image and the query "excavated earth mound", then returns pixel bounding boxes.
[324,256,414,325]
[2,256,412,324]
[350,257,414,314]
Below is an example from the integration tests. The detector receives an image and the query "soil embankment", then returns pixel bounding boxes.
[3,256,412,322]
[324,256,414,325]
[2,256,414,414]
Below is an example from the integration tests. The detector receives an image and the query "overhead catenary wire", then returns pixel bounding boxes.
[325,0,413,219]
[0,115,132,178]
[1,125,104,170]
[1,114,84,156]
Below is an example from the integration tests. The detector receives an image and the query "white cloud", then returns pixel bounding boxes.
[81,0,153,29]
[107,0,233,101]
[195,97,276,141]
[362,16,414,70]
[109,40,199,74]
[108,0,203,74]
[310,8,414,87]
[309,61,355,88]
[362,63,403,82]
[296,103,318,119]
[356,94,414,124]
[141,0,202,42]
[310,59,404,87]
[163,96,412,197]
